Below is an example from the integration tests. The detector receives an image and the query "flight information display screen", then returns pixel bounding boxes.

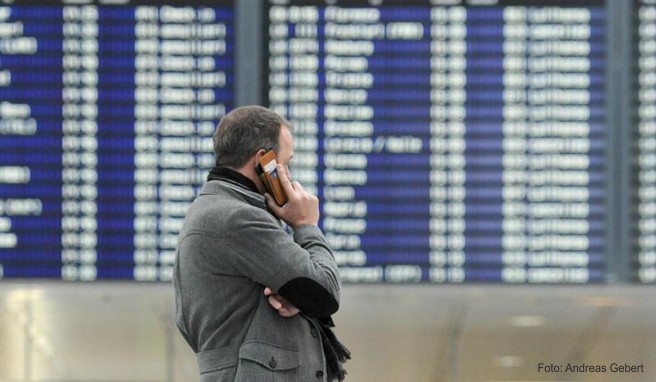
[266,0,607,282]
[0,1,234,280]
[636,0,656,283]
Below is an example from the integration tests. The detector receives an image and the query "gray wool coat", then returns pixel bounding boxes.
[173,175,342,382]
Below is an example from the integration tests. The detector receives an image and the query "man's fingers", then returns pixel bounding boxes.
[268,295,282,310]
[264,193,279,209]
[265,290,300,317]
[278,306,299,318]
[276,164,295,194]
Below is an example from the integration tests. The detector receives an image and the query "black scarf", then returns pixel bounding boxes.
[316,317,351,381]
[207,166,352,380]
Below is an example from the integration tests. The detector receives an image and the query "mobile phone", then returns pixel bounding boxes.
[256,150,288,206]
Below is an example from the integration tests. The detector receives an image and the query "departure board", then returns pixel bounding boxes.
[0,1,234,280]
[636,0,656,283]
[266,0,607,282]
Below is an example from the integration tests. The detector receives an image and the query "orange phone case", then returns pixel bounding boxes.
[258,150,288,206]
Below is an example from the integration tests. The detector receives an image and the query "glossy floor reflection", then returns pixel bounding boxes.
[0,282,654,382]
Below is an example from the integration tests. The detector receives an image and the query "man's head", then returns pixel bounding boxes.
[212,105,294,188]
[213,105,292,167]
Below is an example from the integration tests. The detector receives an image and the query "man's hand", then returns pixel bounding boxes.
[265,164,320,228]
[264,287,300,318]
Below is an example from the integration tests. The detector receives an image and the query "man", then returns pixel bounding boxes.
[173,105,349,381]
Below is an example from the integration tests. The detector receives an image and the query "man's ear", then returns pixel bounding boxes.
[253,148,267,166]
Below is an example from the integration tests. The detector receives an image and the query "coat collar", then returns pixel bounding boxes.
[200,172,267,210]
[207,166,259,194]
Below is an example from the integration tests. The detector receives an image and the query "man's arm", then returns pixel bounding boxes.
[263,164,340,317]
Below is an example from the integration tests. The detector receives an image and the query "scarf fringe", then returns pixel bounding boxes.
[313,317,351,381]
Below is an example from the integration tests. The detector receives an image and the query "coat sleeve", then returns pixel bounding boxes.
[180,205,341,318]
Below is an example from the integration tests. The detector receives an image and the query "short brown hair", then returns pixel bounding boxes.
[213,105,291,168]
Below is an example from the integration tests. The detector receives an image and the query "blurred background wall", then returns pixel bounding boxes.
[2,282,655,382]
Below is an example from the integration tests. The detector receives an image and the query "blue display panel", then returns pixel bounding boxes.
[636,0,656,283]
[0,1,234,280]
[266,0,607,282]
